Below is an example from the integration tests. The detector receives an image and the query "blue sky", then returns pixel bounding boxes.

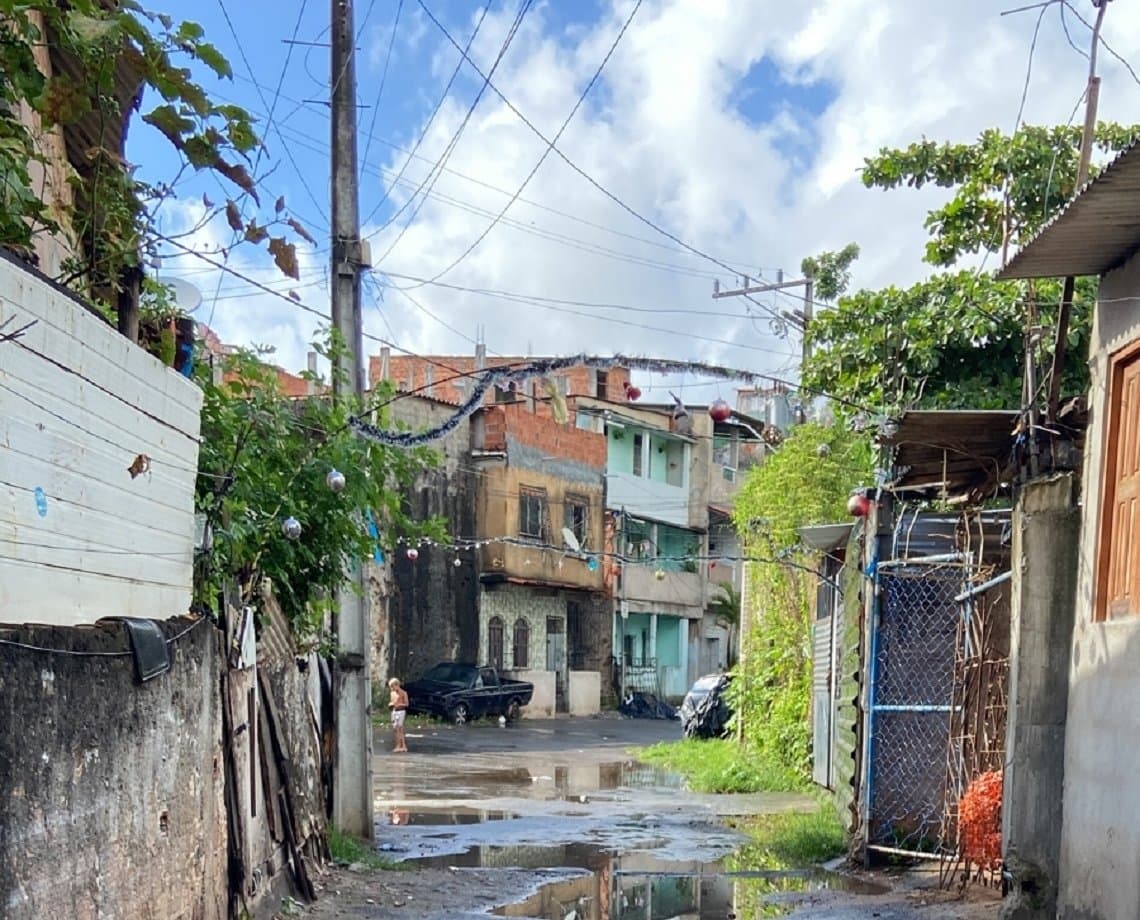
[130,1,1140,389]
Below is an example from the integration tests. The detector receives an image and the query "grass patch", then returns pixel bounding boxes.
[372,710,434,730]
[327,824,402,870]
[726,807,847,869]
[636,738,808,794]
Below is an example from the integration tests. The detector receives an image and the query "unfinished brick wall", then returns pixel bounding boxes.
[0,617,227,920]
[370,353,630,420]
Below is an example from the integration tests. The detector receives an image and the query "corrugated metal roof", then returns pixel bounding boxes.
[880,410,1019,496]
[799,523,853,552]
[999,139,1140,280]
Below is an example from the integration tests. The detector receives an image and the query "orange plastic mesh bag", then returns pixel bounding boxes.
[958,769,1003,868]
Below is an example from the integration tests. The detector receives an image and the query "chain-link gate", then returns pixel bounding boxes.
[866,566,964,853]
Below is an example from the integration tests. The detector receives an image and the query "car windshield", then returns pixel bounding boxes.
[688,675,722,696]
[421,663,474,686]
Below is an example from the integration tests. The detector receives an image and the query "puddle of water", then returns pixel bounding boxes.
[461,843,891,919]
[383,810,514,826]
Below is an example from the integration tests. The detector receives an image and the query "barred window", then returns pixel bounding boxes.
[513,619,529,669]
[564,495,589,550]
[488,616,504,670]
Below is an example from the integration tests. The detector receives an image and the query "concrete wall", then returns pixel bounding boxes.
[508,669,556,718]
[1003,474,1079,918]
[1057,253,1140,920]
[568,671,601,715]
[371,396,479,685]
[0,616,226,919]
[0,253,202,626]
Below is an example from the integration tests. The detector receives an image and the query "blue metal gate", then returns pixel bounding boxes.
[865,567,962,854]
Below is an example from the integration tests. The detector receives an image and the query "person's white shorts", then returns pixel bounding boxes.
[392,710,406,728]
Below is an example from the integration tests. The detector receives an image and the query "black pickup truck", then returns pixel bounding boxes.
[404,662,534,724]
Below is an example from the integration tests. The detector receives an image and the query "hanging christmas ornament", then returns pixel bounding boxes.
[847,492,871,518]
[586,556,599,572]
[623,381,642,401]
[708,399,732,423]
[326,468,346,493]
[281,516,302,540]
[406,547,419,561]
[453,557,462,568]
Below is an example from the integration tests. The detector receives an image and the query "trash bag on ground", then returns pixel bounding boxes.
[681,674,732,739]
[619,690,678,720]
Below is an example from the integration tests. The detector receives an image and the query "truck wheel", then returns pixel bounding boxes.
[505,699,521,723]
[450,703,470,725]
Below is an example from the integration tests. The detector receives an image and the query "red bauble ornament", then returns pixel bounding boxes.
[708,399,732,422]
[626,385,641,401]
[847,493,871,517]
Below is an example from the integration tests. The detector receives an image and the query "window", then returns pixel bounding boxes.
[488,617,504,669]
[595,370,609,400]
[494,383,517,403]
[1096,343,1140,620]
[632,433,644,477]
[564,495,589,549]
[424,365,434,395]
[519,487,547,541]
[512,619,529,669]
[553,375,569,396]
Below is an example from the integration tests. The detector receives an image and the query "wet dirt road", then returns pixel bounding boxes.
[299,715,1000,919]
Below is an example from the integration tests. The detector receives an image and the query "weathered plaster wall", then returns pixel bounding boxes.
[0,616,226,920]
[1057,253,1140,920]
[372,397,479,685]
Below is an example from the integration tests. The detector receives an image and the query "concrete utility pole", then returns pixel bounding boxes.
[713,272,815,369]
[330,0,373,839]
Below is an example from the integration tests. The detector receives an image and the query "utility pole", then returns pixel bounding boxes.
[1046,0,1111,422]
[330,0,373,839]
[713,272,814,369]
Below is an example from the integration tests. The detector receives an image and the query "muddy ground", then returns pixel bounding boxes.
[295,715,1001,919]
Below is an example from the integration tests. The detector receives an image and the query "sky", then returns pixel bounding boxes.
[138,0,1140,402]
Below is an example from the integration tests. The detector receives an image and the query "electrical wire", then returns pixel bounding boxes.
[360,0,405,172]
[412,0,768,286]
[0,615,207,658]
[359,4,490,229]
[221,78,764,276]
[401,0,643,287]
[373,0,535,265]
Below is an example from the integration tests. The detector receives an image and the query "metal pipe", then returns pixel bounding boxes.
[954,570,1012,603]
[877,552,968,569]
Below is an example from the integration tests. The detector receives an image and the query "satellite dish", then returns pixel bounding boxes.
[561,527,582,554]
[166,277,203,314]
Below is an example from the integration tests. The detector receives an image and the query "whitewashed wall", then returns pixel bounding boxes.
[0,256,202,626]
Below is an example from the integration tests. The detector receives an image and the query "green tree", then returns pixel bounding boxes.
[195,342,446,642]
[803,123,1139,413]
[0,2,311,321]
[729,423,872,778]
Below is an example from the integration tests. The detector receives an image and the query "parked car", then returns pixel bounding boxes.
[404,662,534,725]
[680,673,733,739]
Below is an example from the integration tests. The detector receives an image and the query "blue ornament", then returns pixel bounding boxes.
[586,556,599,572]
[33,486,48,518]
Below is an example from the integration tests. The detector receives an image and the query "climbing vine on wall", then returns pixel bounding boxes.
[729,423,872,778]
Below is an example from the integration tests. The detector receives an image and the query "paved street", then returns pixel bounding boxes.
[298,716,1000,919]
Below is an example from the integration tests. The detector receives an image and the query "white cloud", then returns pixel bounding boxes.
[164,0,1140,401]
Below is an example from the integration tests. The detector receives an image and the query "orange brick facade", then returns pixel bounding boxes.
[477,402,607,468]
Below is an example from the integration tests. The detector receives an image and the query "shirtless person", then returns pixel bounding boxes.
[388,677,409,753]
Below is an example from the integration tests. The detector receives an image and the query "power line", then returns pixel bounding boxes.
[224,76,765,275]
[359,3,490,229]
[371,0,535,265]
[360,0,405,171]
[413,0,767,284]
[401,0,643,287]
[1062,1,1140,89]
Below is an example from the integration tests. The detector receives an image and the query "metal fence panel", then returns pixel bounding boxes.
[867,569,962,852]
